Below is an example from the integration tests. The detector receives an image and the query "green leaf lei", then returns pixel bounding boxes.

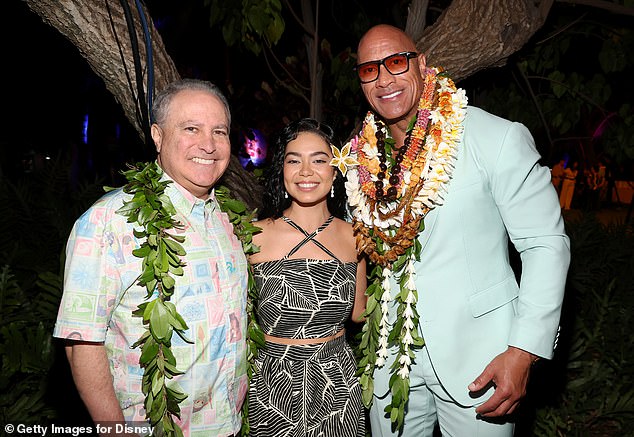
[110,161,262,437]
[214,185,264,437]
[357,233,425,432]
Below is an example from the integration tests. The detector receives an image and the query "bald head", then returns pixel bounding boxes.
[355,24,427,136]
[358,25,418,60]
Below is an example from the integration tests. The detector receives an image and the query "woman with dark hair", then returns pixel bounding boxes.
[248,118,367,436]
[258,120,348,220]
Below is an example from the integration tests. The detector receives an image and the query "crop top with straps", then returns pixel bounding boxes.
[251,216,358,340]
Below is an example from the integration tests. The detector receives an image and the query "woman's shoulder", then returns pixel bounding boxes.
[251,218,277,242]
[327,217,357,256]
[249,218,274,263]
[252,217,275,230]
[330,217,354,236]
[330,216,353,228]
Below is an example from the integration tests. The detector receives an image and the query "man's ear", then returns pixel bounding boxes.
[150,124,162,153]
[417,53,427,75]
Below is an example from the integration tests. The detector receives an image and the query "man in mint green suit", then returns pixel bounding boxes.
[350,25,570,436]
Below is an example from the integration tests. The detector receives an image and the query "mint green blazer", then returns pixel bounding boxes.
[373,106,571,407]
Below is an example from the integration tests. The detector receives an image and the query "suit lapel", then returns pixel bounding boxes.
[418,206,440,252]
[417,125,467,252]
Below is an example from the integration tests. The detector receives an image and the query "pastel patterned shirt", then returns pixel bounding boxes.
[54,173,248,437]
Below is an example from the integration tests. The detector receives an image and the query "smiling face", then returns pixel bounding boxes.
[151,89,231,199]
[283,131,336,207]
[357,25,426,128]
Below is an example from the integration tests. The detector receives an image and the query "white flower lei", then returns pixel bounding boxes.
[342,68,467,430]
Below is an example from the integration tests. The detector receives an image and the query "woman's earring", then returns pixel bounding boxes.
[331,186,334,198]
[284,191,288,199]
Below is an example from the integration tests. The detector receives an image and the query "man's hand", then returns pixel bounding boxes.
[468,346,537,417]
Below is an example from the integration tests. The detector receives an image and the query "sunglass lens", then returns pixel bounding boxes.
[358,63,379,83]
[384,54,409,75]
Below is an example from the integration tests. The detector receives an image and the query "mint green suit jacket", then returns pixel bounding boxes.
[373,106,571,407]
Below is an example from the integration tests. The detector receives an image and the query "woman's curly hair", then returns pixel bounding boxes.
[259,118,348,220]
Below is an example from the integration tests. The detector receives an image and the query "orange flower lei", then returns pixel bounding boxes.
[343,67,467,431]
[355,69,438,202]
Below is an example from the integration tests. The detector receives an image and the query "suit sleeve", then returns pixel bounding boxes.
[489,121,570,359]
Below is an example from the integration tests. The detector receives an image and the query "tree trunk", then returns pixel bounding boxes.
[301,0,324,121]
[415,0,555,83]
[20,0,263,211]
[21,0,179,143]
[405,0,429,42]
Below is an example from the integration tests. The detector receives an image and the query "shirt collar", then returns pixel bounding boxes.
[158,165,218,216]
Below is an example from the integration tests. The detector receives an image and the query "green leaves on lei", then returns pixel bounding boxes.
[109,162,189,437]
[214,185,264,437]
[110,161,262,437]
[355,115,427,432]
[357,227,425,431]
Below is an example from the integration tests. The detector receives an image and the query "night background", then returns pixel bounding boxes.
[3,1,634,186]
[1,0,633,435]
[2,0,383,183]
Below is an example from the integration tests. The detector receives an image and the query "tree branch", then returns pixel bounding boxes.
[419,0,555,83]
[405,0,429,41]
[262,46,311,105]
[282,0,313,34]
[556,0,634,16]
[516,63,554,152]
